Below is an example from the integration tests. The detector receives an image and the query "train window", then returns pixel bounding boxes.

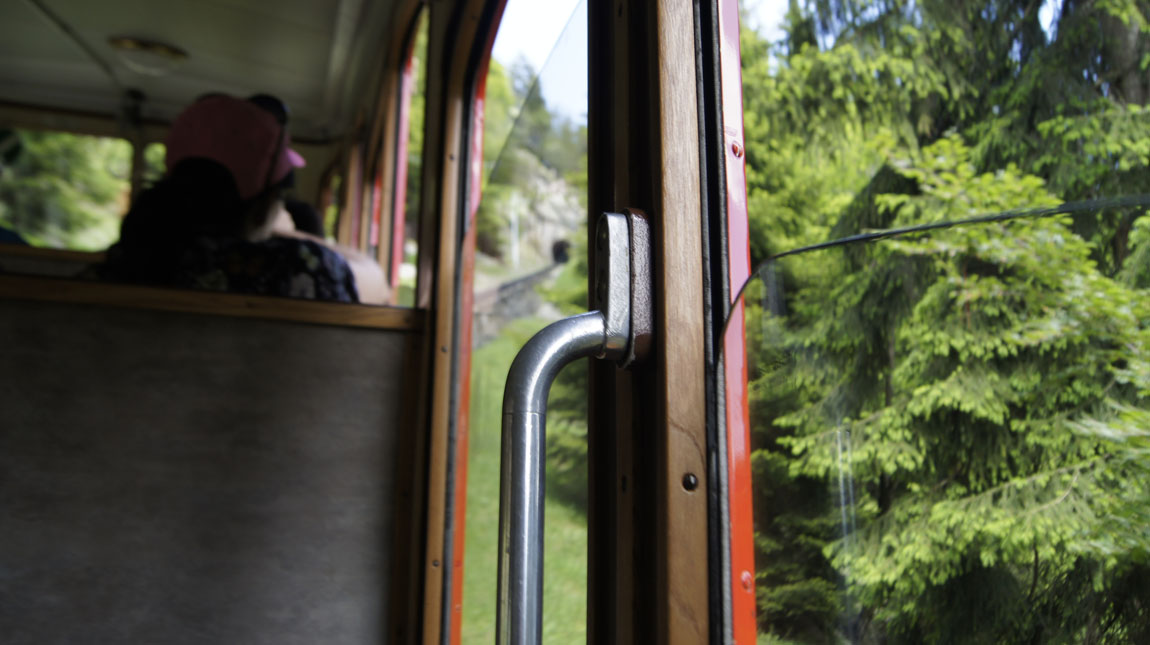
[736,0,1150,641]
[393,9,429,307]
[0,128,129,251]
[142,141,165,186]
[462,0,588,641]
[320,170,343,240]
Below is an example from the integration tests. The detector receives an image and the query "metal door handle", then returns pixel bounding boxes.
[496,211,650,645]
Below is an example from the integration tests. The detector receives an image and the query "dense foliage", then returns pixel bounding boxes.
[0,129,129,251]
[477,56,588,260]
[477,52,592,510]
[461,22,593,641]
[742,1,1150,642]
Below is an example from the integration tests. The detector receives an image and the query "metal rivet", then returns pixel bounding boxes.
[432,560,440,568]
[681,473,699,491]
[441,346,448,353]
[731,142,744,158]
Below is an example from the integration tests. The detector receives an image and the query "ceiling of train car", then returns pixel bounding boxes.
[0,0,398,140]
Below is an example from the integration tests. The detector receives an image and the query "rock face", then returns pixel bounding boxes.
[472,264,563,347]
[472,148,584,347]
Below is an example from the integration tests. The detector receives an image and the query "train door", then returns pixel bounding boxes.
[411,0,756,643]
[581,1,755,642]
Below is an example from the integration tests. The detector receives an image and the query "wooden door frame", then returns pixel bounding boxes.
[587,1,712,642]
[587,0,757,642]
[397,1,507,643]
[404,0,756,642]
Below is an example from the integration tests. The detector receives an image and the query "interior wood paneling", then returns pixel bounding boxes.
[414,1,501,642]
[652,1,710,640]
[0,246,102,278]
[587,0,711,642]
[0,299,415,643]
[0,275,424,331]
[420,0,466,637]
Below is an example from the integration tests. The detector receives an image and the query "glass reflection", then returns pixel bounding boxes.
[734,171,1150,644]
[462,1,589,642]
[736,1,1150,640]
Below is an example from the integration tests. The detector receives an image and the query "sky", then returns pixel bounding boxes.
[491,0,583,75]
[742,0,790,42]
[488,0,1061,121]
[492,0,792,70]
[491,0,790,122]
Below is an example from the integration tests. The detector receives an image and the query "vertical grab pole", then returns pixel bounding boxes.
[495,211,646,645]
[497,312,607,645]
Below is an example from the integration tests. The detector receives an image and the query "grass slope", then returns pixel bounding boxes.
[460,319,588,643]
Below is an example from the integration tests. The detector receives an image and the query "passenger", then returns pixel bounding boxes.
[0,225,27,245]
[95,94,378,303]
[283,199,324,237]
[264,198,391,304]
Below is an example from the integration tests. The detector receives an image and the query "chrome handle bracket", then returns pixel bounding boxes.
[496,210,652,645]
[593,209,652,367]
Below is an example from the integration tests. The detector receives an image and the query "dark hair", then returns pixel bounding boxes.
[108,157,279,282]
[247,93,290,125]
[284,199,324,237]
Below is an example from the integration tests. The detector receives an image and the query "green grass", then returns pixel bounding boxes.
[460,318,588,644]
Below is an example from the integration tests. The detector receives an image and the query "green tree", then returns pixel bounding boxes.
[477,57,588,261]
[475,57,518,257]
[404,14,429,230]
[0,129,130,251]
[777,137,1150,642]
[739,2,1150,641]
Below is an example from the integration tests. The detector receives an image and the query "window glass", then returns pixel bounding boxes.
[736,1,1150,641]
[462,0,589,641]
[395,10,429,307]
[0,129,130,251]
[322,172,343,240]
[142,141,165,186]
[0,116,389,305]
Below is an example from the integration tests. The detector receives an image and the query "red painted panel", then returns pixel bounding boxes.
[370,171,383,249]
[449,3,507,644]
[451,221,477,643]
[717,0,757,641]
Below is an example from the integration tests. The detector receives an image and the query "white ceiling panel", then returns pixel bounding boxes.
[0,0,398,140]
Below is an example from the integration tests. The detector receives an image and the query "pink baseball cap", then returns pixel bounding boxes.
[164,95,306,200]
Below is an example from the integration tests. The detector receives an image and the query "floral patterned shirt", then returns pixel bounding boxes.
[97,236,360,303]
